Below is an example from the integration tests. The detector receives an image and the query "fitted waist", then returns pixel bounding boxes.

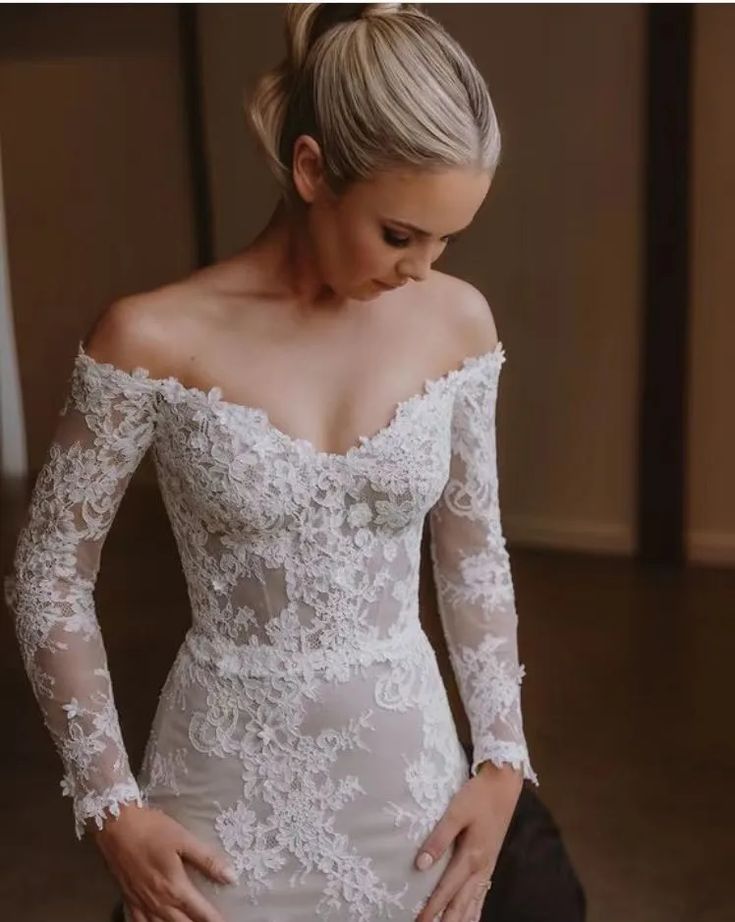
[182,618,429,679]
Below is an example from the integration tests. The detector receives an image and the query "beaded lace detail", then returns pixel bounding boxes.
[4,338,537,919]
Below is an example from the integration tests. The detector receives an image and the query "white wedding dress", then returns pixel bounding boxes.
[3,338,538,921]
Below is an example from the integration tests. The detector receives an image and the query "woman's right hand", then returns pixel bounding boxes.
[89,802,238,922]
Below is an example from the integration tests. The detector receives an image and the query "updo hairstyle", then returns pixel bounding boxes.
[244,3,501,207]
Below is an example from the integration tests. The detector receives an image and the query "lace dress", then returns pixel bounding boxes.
[3,338,538,921]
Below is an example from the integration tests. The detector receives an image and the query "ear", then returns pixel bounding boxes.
[292,134,326,204]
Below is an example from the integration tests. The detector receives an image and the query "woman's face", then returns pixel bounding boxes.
[292,136,492,300]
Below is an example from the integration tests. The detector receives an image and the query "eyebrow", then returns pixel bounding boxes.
[386,218,470,239]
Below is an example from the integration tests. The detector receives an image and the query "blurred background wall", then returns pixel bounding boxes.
[0,6,197,485]
[689,5,735,568]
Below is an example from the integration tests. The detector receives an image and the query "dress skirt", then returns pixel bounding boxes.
[125,623,470,922]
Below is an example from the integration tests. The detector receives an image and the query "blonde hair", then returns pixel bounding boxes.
[244,3,501,207]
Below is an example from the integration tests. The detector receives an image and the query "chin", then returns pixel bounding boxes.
[351,283,384,300]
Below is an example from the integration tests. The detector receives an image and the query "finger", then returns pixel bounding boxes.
[135,906,179,922]
[131,906,164,922]
[126,903,162,922]
[418,832,494,922]
[433,872,481,922]
[162,875,229,922]
[126,904,148,922]
[455,870,493,922]
[415,802,466,873]
[415,840,474,922]
[178,830,237,886]
[160,907,214,922]
[134,868,227,922]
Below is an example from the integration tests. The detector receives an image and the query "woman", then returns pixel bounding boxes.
[3,5,538,922]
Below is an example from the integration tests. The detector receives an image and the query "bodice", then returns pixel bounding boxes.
[3,337,539,840]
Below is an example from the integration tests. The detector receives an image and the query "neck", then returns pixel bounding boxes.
[247,197,351,315]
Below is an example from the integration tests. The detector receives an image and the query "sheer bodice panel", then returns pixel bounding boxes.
[151,371,452,673]
[3,337,538,860]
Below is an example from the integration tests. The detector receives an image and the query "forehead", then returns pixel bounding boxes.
[348,167,491,234]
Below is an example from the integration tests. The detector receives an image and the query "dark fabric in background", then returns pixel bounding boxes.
[466,740,586,921]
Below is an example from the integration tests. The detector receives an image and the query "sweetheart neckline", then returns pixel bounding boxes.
[74,339,505,461]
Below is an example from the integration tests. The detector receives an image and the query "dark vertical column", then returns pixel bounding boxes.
[638,6,694,565]
[178,4,213,267]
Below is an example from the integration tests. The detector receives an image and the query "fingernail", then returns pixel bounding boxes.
[221,866,238,884]
[416,851,434,870]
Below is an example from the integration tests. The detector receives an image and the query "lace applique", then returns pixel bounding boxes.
[4,338,537,919]
[428,355,539,784]
[3,354,159,837]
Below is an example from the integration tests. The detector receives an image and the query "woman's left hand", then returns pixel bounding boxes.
[413,762,523,922]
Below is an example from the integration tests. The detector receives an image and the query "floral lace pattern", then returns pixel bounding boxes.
[4,338,538,921]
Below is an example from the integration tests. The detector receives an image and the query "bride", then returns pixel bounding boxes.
[3,6,560,922]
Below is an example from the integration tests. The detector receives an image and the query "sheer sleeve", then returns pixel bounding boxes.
[2,346,160,839]
[428,346,539,784]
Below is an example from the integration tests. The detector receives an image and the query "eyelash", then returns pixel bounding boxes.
[382,229,459,249]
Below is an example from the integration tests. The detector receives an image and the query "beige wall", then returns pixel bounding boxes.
[0,6,196,484]
[689,5,735,566]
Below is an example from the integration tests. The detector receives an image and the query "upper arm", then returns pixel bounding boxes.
[435,274,499,361]
[453,280,500,357]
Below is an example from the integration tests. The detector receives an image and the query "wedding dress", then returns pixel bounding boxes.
[3,338,538,921]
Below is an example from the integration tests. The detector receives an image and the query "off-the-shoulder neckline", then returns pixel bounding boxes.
[74,338,505,461]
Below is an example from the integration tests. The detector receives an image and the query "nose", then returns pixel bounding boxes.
[397,257,430,283]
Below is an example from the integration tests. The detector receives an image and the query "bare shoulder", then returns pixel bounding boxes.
[429,270,500,359]
[81,279,203,379]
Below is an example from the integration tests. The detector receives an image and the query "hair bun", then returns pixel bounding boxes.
[361,2,405,18]
[245,1,499,206]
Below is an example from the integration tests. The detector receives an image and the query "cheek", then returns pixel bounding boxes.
[322,214,395,288]
[356,230,393,275]
[332,228,382,278]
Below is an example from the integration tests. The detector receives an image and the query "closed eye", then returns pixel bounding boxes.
[382,228,460,249]
[383,229,411,248]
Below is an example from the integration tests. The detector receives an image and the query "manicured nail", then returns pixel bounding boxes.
[416,851,434,870]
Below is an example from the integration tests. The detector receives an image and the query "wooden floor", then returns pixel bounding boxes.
[1,481,732,922]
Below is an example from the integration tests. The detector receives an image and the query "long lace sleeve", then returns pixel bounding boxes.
[428,347,539,785]
[2,347,160,839]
